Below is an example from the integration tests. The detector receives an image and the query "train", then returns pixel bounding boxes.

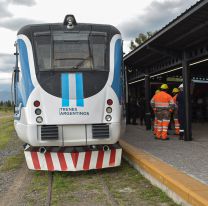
[12,15,126,171]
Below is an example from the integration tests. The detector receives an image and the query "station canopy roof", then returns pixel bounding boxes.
[124,0,208,77]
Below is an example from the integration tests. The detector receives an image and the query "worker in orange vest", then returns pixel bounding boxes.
[172,88,180,135]
[150,84,175,140]
[151,89,160,135]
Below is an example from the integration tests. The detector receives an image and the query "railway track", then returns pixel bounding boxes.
[45,170,119,206]
[46,172,53,206]
[97,172,119,206]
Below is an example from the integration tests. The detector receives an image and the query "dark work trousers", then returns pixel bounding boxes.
[129,104,138,124]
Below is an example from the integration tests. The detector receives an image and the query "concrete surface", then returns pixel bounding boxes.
[122,123,208,184]
[120,139,208,206]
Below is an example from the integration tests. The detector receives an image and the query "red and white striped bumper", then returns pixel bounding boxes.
[24,144,122,171]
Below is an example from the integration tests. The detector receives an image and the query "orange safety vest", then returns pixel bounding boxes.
[151,91,174,110]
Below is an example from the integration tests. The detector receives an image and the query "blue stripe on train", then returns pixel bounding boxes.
[76,73,84,107]
[111,39,122,104]
[17,39,34,106]
[61,73,70,107]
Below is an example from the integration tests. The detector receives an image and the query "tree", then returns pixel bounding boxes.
[129,31,155,50]
[6,100,12,107]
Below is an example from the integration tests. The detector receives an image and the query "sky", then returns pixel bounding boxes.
[0,0,199,101]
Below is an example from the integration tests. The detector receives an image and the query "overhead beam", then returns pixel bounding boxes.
[147,45,181,58]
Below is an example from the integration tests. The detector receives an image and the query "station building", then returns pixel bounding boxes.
[124,0,208,141]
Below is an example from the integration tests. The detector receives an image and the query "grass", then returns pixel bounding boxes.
[0,153,24,171]
[0,114,24,171]
[0,118,14,149]
[1,116,13,124]
[51,171,107,205]
[102,160,180,206]
[24,171,49,206]
[0,106,13,113]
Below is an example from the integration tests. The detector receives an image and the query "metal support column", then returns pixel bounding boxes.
[182,51,192,141]
[145,74,151,130]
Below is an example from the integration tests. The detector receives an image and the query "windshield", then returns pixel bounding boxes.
[34,31,107,71]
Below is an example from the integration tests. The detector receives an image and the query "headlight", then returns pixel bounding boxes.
[36,116,43,123]
[106,107,112,113]
[105,115,112,122]
[35,108,41,115]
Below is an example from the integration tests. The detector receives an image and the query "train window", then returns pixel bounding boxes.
[34,31,107,71]
[89,35,106,71]
[34,35,51,70]
[53,39,90,69]
[53,32,106,71]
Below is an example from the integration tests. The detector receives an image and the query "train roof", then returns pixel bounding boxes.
[17,22,121,36]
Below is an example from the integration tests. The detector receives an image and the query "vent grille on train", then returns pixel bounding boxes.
[92,124,109,138]
[41,125,59,140]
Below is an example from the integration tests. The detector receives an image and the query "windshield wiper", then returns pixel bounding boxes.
[88,32,94,69]
[74,56,92,69]
[74,32,94,70]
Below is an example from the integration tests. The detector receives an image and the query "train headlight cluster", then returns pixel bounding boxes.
[35,108,41,115]
[105,99,113,122]
[105,115,112,122]
[106,107,112,113]
[34,100,43,123]
[36,116,43,123]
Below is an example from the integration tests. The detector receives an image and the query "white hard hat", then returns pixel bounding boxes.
[178,84,183,89]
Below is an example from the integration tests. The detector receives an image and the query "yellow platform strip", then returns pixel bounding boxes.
[120,139,208,206]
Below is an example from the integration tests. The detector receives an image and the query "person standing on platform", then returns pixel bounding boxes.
[151,89,160,135]
[176,84,185,140]
[172,88,180,135]
[138,96,145,125]
[129,96,138,125]
[151,84,175,140]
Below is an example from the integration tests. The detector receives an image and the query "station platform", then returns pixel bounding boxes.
[120,123,208,206]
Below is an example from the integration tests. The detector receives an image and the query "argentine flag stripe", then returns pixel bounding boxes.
[61,73,69,107]
[61,73,84,107]
[76,73,84,107]
[69,73,77,99]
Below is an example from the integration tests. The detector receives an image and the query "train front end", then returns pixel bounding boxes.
[13,15,125,171]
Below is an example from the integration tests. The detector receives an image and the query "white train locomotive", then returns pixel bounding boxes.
[13,15,126,171]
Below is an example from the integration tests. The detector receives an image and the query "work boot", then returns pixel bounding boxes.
[156,133,161,140]
[161,131,168,140]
